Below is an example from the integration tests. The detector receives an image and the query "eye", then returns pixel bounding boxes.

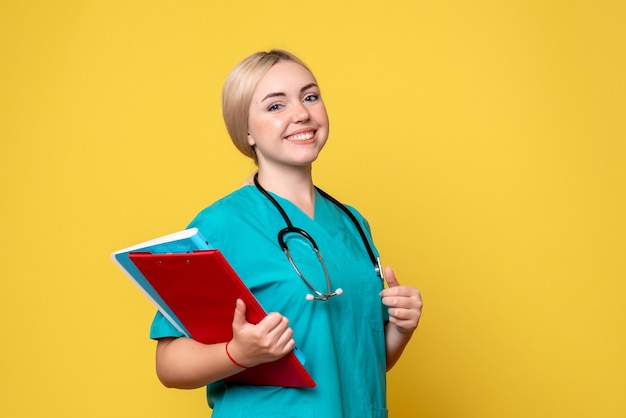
[267,103,283,112]
[303,94,319,103]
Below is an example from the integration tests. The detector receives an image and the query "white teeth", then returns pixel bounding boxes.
[287,132,314,141]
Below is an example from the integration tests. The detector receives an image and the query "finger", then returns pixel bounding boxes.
[384,288,422,305]
[388,306,417,320]
[257,316,294,355]
[258,312,288,331]
[384,266,400,288]
[388,315,419,333]
[274,326,295,351]
[232,299,247,330]
[281,337,296,355]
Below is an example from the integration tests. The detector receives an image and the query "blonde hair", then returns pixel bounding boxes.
[221,50,314,163]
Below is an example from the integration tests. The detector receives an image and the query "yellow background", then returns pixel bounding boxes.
[1,1,624,417]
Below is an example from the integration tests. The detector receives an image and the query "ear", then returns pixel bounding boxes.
[247,132,255,147]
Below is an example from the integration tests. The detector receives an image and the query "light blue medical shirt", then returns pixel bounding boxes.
[150,185,389,418]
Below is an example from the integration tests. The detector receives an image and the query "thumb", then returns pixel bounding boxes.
[384,266,400,288]
[232,298,247,330]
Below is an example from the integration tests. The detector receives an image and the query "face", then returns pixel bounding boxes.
[247,60,329,171]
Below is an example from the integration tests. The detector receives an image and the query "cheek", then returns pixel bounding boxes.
[314,105,329,126]
[248,117,288,146]
[247,116,265,144]
[250,115,287,134]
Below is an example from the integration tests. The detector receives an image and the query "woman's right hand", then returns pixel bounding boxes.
[225,299,295,368]
[155,299,295,389]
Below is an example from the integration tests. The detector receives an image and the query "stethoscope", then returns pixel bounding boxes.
[254,173,384,301]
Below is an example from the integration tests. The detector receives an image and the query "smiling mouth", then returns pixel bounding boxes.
[285,131,315,141]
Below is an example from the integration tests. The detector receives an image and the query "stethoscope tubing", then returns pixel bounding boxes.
[253,173,383,281]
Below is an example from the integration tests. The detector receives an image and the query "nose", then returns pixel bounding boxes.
[292,102,310,123]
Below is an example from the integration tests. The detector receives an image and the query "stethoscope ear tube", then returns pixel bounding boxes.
[314,186,383,279]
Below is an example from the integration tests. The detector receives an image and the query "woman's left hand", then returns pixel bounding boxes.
[380,266,422,334]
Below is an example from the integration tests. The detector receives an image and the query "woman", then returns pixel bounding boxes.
[150,50,422,417]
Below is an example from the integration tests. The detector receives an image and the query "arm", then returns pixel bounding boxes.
[156,299,295,389]
[380,266,423,371]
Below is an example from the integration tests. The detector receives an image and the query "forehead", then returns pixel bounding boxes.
[253,61,317,97]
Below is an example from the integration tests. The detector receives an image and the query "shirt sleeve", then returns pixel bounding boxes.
[149,310,185,340]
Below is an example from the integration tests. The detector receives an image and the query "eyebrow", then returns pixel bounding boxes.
[261,83,318,102]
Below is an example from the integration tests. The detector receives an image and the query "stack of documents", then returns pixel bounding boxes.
[112,228,315,387]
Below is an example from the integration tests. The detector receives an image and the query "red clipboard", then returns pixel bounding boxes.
[129,250,315,388]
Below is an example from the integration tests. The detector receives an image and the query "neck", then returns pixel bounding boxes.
[255,167,315,218]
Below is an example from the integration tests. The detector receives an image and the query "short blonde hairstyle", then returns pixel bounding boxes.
[222,50,314,162]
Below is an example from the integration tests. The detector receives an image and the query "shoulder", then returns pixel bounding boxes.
[188,185,257,227]
[343,202,373,234]
[186,185,278,255]
[315,187,371,228]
